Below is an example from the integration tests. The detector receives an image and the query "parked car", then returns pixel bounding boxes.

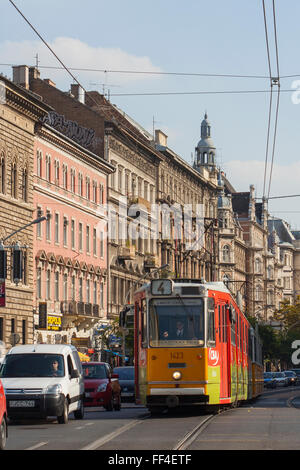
[0,379,7,450]
[82,362,121,411]
[290,368,300,383]
[273,371,289,387]
[0,344,85,424]
[263,372,277,389]
[283,371,297,386]
[113,366,135,401]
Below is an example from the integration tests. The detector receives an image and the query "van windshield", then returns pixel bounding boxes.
[0,354,65,378]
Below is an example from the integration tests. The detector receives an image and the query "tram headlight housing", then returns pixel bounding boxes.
[172,371,182,381]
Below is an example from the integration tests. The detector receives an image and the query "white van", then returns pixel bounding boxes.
[0,344,85,424]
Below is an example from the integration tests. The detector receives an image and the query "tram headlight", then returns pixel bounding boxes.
[172,371,182,381]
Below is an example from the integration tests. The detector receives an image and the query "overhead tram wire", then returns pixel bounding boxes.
[262,0,274,200]
[7,0,106,112]
[261,0,281,202]
[267,0,281,201]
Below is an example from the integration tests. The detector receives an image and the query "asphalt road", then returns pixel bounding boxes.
[5,387,300,452]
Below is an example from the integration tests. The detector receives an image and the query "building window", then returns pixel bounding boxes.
[55,272,59,301]
[63,274,68,301]
[46,154,51,182]
[100,231,104,258]
[71,219,75,249]
[79,278,83,302]
[79,223,83,251]
[46,210,51,241]
[255,285,262,301]
[86,226,90,253]
[71,275,76,301]
[118,167,123,193]
[54,160,60,185]
[267,290,274,305]
[11,162,17,198]
[93,228,97,256]
[100,282,104,309]
[71,168,76,193]
[0,153,5,194]
[78,172,83,196]
[255,258,261,274]
[22,319,26,344]
[63,217,68,246]
[93,281,97,304]
[63,164,68,190]
[55,213,59,244]
[22,168,28,202]
[37,150,42,178]
[37,268,42,299]
[92,181,97,203]
[86,177,90,200]
[222,245,230,263]
[86,279,90,303]
[99,184,104,204]
[37,206,42,238]
[46,269,51,300]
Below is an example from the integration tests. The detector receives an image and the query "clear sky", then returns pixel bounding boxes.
[1,0,300,229]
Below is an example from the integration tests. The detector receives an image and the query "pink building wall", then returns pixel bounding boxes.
[33,125,112,344]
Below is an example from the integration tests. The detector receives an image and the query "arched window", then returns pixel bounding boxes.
[267,290,274,305]
[255,258,261,273]
[11,161,17,198]
[37,150,42,178]
[222,245,230,263]
[0,152,5,194]
[46,154,51,182]
[22,167,28,202]
[255,285,262,301]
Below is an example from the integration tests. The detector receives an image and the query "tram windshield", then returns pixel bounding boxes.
[149,298,204,347]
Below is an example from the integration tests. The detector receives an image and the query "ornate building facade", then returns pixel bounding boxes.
[0,72,50,349]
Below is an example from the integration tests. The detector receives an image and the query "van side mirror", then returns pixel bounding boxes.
[71,369,79,379]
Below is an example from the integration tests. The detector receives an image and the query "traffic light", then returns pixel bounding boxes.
[0,244,7,280]
[12,242,23,284]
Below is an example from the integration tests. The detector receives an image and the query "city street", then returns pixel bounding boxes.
[5,387,300,451]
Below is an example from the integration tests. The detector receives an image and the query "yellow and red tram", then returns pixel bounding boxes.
[131,279,263,413]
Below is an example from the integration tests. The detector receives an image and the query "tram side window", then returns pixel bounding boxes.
[222,305,227,342]
[207,298,216,346]
[230,305,236,346]
[141,299,147,347]
[218,305,223,342]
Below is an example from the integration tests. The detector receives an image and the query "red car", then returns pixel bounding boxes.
[0,379,7,450]
[82,362,121,411]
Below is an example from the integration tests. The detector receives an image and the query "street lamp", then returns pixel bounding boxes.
[2,216,47,243]
[0,216,47,286]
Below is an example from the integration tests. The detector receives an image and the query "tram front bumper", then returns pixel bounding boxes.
[147,388,209,408]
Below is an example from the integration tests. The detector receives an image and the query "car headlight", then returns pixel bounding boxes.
[172,371,182,381]
[45,383,62,395]
[97,383,107,392]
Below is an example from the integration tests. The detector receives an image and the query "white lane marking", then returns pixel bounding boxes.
[26,441,48,450]
[81,419,142,450]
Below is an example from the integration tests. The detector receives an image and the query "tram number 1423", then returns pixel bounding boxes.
[170,352,184,360]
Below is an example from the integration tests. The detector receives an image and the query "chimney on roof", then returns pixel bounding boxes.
[155,129,168,147]
[71,84,85,104]
[29,67,40,81]
[12,65,29,89]
[44,78,56,87]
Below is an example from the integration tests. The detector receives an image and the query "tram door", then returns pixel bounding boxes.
[219,303,230,398]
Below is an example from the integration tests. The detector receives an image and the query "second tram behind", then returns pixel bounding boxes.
[131,279,263,413]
